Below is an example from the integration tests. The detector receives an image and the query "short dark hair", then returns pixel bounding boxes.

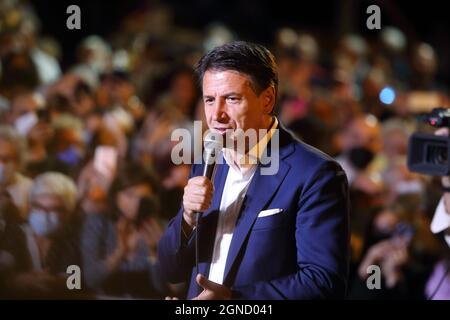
[110,162,159,195]
[195,41,278,96]
[74,81,93,101]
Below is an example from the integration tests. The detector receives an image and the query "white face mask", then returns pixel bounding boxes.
[0,162,14,186]
[28,210,60,237]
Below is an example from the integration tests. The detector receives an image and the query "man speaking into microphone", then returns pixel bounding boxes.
[158,41,350,300]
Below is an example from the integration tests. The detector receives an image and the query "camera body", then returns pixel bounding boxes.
[408,107,450,176]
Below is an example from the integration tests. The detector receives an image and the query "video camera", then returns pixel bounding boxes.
[408,107,450,176]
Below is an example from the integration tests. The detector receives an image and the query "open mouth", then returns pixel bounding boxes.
[213,128,232,135]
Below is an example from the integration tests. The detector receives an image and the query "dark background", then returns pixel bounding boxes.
[32,0,449,80]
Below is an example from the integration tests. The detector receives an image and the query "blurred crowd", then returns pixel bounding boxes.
[0,1,449,299]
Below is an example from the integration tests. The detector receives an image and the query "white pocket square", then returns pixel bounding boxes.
[257,208,283,218]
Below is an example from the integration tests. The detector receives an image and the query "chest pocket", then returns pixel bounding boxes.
[252,209,290,231]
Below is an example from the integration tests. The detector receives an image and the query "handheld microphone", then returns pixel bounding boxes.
[195,132,223,276]
[202,133,223,176]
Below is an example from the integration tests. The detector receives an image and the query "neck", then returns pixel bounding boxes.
[225,116,276,169]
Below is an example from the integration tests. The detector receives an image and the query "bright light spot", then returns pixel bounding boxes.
[379,87,396,105]
[365,114,379,128]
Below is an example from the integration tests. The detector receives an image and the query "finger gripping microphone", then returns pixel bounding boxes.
[195,132,223,277]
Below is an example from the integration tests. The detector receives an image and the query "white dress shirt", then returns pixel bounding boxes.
[208,118,278,284]
[431,197,450,247]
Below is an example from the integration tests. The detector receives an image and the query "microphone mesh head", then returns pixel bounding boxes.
[203,131,223,164]
[204,131,223,150]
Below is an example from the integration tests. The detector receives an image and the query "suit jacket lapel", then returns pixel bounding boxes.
[203,153,229,219]
[197,156,229,278]
[222,128,294,284]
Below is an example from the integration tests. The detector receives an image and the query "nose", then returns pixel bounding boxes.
[211,100,227,122]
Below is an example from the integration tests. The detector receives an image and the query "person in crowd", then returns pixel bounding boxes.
[349,205,433,299]
[336,114,382,188]
[0,126,33,219]
[81,162,173,298]
[1,172,84,298]
[0,191,27,297]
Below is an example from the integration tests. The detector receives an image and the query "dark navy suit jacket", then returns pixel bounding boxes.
[158,126,350,299]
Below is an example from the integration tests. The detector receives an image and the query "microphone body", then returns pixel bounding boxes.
[195,135,222,279]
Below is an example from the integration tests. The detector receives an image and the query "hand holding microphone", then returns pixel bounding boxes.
[182,176,214,231]
[181,132,223,233]
[181,132,222,279]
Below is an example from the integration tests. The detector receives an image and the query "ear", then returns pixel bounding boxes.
[260,86,276,115]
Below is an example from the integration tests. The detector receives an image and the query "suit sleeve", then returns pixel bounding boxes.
[231,160,350,299]
[157,165,199,283]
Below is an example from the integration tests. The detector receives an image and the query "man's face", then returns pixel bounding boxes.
[202,70,274,140]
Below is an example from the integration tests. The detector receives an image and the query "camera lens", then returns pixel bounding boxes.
[408,132,450,176]
[427,145,448,165]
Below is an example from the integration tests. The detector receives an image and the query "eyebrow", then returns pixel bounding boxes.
[203,92,242,99]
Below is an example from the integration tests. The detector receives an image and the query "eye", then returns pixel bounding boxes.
[226,96,240,103]
[204,98,214,105]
